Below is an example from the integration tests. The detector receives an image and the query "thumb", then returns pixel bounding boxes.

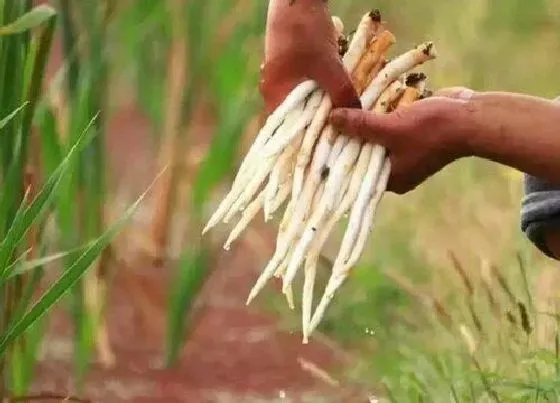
[312,57,362,109]
[329,108,396,144]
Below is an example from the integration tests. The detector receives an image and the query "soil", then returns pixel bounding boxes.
[27,24,351,403]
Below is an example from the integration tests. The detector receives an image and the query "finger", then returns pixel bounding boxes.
[329,108,397,144]
[311,57,362,109]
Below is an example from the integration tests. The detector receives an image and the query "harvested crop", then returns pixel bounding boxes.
[203,9,437,343]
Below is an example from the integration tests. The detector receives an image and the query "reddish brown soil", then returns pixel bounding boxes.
[29,27,348,403]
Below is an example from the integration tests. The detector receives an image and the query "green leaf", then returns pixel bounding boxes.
[0,102,27,131]
[0,5,56,35]
[2,248,78,282]
[0,168,165,358]
[0,114,98,276]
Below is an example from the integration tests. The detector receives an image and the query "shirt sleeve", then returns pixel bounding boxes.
[520,96,560,258]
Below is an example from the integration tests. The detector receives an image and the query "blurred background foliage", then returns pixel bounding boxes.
[0,0,558,401]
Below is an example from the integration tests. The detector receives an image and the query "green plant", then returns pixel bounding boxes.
[0,2,155,398]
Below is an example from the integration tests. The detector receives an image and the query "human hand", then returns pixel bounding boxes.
[329,87,477,194]
[260,0,361,114]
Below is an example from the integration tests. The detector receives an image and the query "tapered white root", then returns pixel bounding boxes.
[345,159,391,269]
[302,257,317,344]
[282,140,361,292]
[301,164,358,340]
[261,90,324,158]
[223,157,275,223]
[293,98,332,199]
[307,56,433,335]
[224,191,265,250]
[282,76,403,294]
[267,176,293,221]
[245,14,381,305]
[329,80,403,268]
[202,78,317,234]
[275,246,297,309]
[308,160,391,334]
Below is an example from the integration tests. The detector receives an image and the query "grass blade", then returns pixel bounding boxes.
[0,169,164,357]
[0,5,55,35]
[0,102,27,131]
[0,115,98,276]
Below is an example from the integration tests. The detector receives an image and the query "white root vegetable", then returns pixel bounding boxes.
[308,159,391,334]
[223,157,275,223]
[245,13,380,303]
[204,9,440,344]
[292,98,331,199]
[261,90,324,158]
[282,140,361,292]
[343,11,380,72]
[301,156,364,341]
[203,81,319,234]
[267,175,293,221]
[282,77,403,293]
[223,191,265,251]
[296,42,436,237]
[275,246,296,309]
[301,257,317,344]
[305,141,373,266]
[327,135,348,168]
[264,119,302,220]
[329,80,404,263]
[344,159,391,270]
[307,66,431,334]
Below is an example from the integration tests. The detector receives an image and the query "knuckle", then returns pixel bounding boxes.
[356,113,370,134]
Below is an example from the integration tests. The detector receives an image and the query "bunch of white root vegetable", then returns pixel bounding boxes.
[203,9,437,343]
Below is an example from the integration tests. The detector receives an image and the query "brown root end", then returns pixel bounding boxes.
[369,9,381,22]
[338,37,349,56]
[419,89,434,99]
[405,72,427,87]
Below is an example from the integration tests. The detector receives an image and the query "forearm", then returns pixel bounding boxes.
[464,92,560,184]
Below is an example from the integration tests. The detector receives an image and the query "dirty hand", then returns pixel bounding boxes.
[260,0,361,114]
[330,87,476,194]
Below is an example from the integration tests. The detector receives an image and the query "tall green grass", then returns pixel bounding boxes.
[0,1,153,399]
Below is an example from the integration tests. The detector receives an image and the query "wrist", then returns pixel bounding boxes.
[454,90,490,159]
